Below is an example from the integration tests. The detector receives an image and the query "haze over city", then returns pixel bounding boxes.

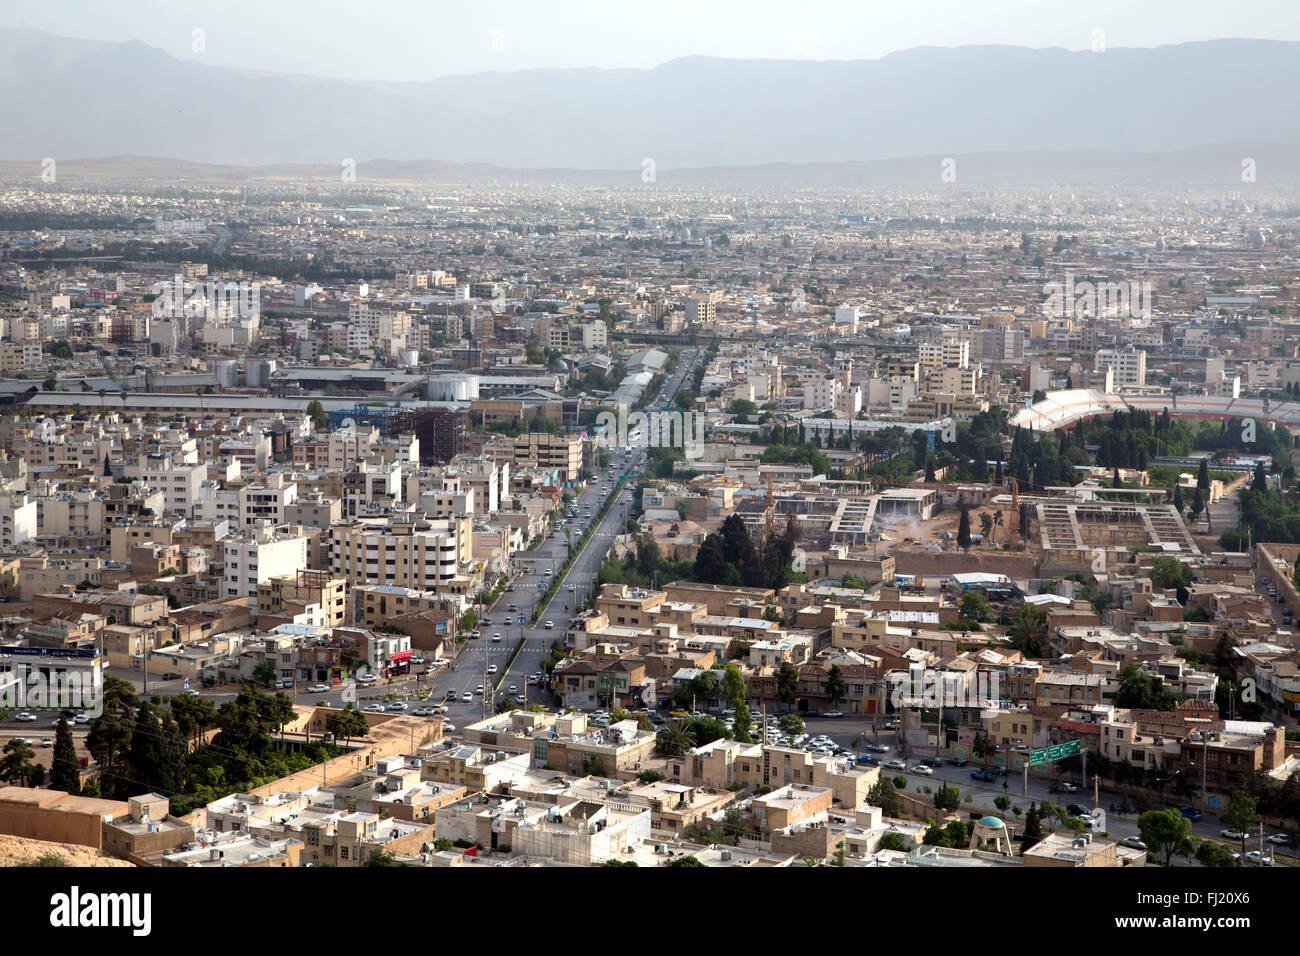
[0,0,1295,925]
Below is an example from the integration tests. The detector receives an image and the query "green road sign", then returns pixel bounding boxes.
[1029,739,1080,766]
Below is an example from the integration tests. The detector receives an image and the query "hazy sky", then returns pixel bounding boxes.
[4,0,1298,82]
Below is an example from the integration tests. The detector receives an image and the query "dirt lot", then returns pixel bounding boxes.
[0,833,133,867]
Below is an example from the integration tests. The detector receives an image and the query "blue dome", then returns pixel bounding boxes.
[978,816,1005,828]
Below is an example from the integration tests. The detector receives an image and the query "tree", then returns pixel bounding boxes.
[1196,839,1242,868]
[0,738,40,787]
[1137,808,1194,865]
[867,777,901,817]
[1197,457,1209,491]
[1019,803,1044,853]
[933,784,962,812]
[325,706,370,747]
[1221,791,1260,853]
[1115,663,1180,711]
[251,660,278,688]
[826,665,846,707]
[655,721,696,757]
[49,718,81,794]
[1151,556,1194,591]
[306,400,327,431]
[1253,461,1269,493]
[668,855,705,867]
[363,848,407,867]
[778,714,805,736]
[731,703,754,744]
[775,661,800,711]
[959,591,991,623]
[957,505,972,552]
[103,453,113,477]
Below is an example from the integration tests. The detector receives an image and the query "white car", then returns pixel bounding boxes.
[911,765,934,776]
[1267,833,1292,845]
[14,712,37,722]
[443,723,456,733]
[461,692,473,702]
[387,701,407,711]
[363,703,386,713]
[1245,850,1274,865]
[307,684,330,693]
[487,665,498,674]
[544,621,554,629]
[358,673,378,684]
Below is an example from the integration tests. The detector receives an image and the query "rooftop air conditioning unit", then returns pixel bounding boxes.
[654,843,668,855]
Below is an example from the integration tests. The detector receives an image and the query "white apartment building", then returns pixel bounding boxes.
[803,378,842,411]
[1095,346,1147,389]
[330,517,472,591]
[0,491,37,548]
[239,474,299,527]
[223,522,310,610]
[918,340,970,370]
[139,455,209,516]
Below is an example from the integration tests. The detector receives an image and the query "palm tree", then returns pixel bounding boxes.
[655,721,695,757]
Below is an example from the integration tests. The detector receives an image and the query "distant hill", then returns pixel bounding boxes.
[1,140,1297,189]
[1,29,1298,174]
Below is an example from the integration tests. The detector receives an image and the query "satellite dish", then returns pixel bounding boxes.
[340,418,355,430]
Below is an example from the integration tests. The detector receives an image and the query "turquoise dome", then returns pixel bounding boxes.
[978,816,1005,827]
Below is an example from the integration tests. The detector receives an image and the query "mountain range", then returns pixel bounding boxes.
[1,29,1298,179]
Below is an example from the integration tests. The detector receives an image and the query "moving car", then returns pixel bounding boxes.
[363,703,386,713]
[461,692,473,702]
[308,684,330,693]
[946,757,968,766]
[14,712,37,722]
[970,767,999,781]
[911,765,934,776]
[883,759,907,770]
[1121,837,1147,851]
[824,710,844,718]
[358,673,378,684]
[1179,807,1203,821]
[1221,828,1247,840]
[387,701,408,711]
[544,620,554,629]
